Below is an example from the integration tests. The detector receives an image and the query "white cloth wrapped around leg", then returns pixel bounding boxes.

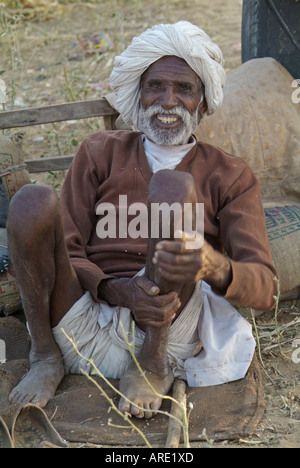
[184,282,256,387]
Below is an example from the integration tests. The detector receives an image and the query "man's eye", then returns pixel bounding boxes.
[180,83,192,92]
[149,82,162,89]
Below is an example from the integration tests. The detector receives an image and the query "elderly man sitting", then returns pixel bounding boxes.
[7,22,277,419]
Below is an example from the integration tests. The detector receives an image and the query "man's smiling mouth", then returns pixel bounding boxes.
[156,114,181,125]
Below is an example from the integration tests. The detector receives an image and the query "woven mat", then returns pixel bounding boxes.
[0,316,265,446]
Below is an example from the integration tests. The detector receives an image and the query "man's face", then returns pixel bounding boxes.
[138,56,206,145]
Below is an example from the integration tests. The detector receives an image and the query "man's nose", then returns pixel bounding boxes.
[160,86,178,109]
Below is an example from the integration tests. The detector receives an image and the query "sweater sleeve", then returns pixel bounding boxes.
[218,165,278,311]
[60,137,115,302]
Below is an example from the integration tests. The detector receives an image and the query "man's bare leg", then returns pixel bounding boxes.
[118,170,197,418]
[7,185,83,407]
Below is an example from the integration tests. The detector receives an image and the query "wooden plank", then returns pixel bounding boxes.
[0,98,118,130]
[165,380,187,448]
[25,155,74,173]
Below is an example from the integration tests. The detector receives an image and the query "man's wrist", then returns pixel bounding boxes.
[98,277,132,307]
[204,256,232,294]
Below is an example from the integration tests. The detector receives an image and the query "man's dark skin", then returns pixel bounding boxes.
[7,56,231,418]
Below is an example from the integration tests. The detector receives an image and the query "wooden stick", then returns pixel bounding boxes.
[165,380,187,448]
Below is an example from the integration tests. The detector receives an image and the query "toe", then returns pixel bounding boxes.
[118,397,131,415]
[8,389,18,403]
[132,403,144,419]
[20,392,37,405]
[31,394,48,408]
[150,398,162,414]
[143,404,153,420]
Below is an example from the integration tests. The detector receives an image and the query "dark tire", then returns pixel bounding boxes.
[242,0,300,78]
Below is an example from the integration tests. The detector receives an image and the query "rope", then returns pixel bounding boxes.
[0,163,27,178]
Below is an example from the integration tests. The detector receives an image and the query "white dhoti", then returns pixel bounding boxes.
[52,275,255,387]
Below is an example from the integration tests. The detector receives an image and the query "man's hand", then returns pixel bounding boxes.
[98,275,181,328]
[129,275,181,327]
[153,232,232,293]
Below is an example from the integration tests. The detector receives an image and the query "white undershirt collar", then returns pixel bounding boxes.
[142,134,196,173]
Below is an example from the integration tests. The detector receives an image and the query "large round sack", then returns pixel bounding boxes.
[195,57,300,205]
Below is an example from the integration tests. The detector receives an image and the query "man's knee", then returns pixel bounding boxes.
[7,184,59,243]
[148,169,197,204]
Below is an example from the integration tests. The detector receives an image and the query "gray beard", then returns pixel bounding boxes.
[137,104,199,146]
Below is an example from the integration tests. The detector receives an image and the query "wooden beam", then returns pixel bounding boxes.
[0,98,118,130]
[25,155,74,173]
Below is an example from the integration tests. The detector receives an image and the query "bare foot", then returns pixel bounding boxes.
[9,355,64,408]
[118,360,174,419]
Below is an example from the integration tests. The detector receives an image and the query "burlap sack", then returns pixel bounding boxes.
[265,206,300,298]
[0,131,31,200]
[0,229,21,316]
[0,132,31,315]
[195,57,300,205]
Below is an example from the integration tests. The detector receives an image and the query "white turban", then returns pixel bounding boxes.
[110,21,226,128]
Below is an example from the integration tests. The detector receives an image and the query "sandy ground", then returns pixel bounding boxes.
[1,0,300,449]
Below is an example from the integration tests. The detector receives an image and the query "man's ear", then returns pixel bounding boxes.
[197,97,208,123]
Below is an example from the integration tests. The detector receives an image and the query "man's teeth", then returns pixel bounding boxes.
[157,115,178,124]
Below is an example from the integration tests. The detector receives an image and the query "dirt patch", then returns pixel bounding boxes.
[1,0,300,449]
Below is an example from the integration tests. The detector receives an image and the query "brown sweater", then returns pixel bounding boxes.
[60,130,277,310]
